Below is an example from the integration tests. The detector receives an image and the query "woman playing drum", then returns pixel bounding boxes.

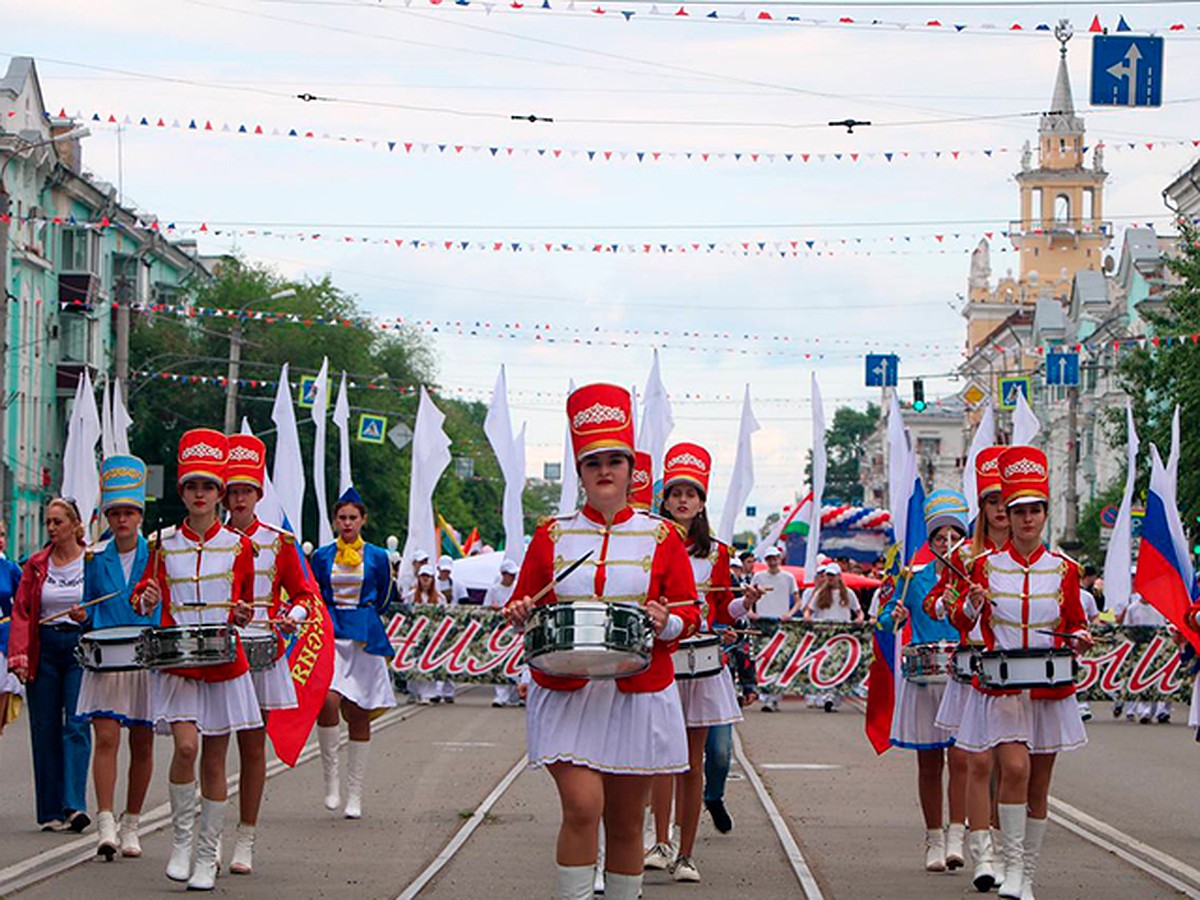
[646,442,760,883]
[879,489,968,875]
[503,383,701,900]
[311,486,397,819]
[133,428,261,891]
[952,446,1092,900]
[76,455,158,860]
[928,445,1011,887]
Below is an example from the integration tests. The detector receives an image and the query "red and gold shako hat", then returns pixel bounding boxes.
[566,383,635,462]
[975,445,1005,498]
[226,434,266,493]
[663,441,711,496]
[177,428,229,488]
[999,445,1049,507]
[629,451,654,510]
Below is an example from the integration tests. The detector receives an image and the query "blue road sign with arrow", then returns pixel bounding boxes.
[1091,35,1163,108]
[864,353,899,387]
[1046,352,1080,387]
[998,376,1031,411]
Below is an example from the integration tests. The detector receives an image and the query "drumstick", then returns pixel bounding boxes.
[928,545,971,582]
[1036,628,1085,641]
[534,550,594,603]
[37,590,123,625]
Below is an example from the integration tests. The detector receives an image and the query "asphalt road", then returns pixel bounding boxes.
[0,692,1195,898]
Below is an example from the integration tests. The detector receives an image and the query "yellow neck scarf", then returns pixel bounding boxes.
[335,535,364,568]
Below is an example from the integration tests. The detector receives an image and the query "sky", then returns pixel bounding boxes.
[5,0,1199,534]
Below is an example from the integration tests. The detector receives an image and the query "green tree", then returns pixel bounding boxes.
[1111,223,1200,541]
[805,403,880,505]
[1076,481,1125,566]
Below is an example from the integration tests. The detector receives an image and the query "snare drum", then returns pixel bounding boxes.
[673,635,723,680]
[76,626,150,672]
[524,601,654,680]
[238,629,278,672]
[953,645,981,684]
[137,623,236,669]
[974,648,1077,690]
[900,641,956,684]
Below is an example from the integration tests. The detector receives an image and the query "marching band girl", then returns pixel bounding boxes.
[504,384,701,900]
[647,442,758,883]
[312,487,397,819]
[133,429,262,890]
[77,456,157,860]
[952,446,1092,900]
[879,489,968,874]
[222,434,318,874]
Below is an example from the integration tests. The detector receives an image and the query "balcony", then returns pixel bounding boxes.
[58,272,101,311]
[1009,220,1113,243]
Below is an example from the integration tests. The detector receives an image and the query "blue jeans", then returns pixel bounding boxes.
[26,626,90,824]
[703,723,733,804]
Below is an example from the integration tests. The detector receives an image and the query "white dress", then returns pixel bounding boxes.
[676,547,742,728]
[243,523,300,712]
[329,562,398,711]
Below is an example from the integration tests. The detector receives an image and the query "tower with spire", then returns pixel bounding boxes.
[963,21,1112,354]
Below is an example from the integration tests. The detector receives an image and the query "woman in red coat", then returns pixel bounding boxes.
[504,384,701,900]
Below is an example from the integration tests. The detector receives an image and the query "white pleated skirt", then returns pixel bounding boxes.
[329,639,397,711]
[1189,679,1199,730]
[955,689,1087,755]
[677,668,743,728]
[77,669,155,727]
[934,677,970,733]
[152,671,263,736]
[251,656,299,711]
[527,679,689,775]
[0,652,23,696]
[891,677,954,750]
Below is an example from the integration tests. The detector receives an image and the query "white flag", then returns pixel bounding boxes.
[62,370,102,538]
[271,363,306,544]
[886,391,917,551]
[311,358,333,546]
[1012,390,1040,446]
[638,350,674,480]
[332,371,353,496]
[100,379,116,458]
[241,417,288,535]
[718,384,759,544]
[804,374,827,579]
[963,404,996,523]
[1161,406,1194,589]
[1102,401,1139,615]
[557,380,579,516]
[484,366,527,564]
[403,387,452,575]
[111,378,132,455]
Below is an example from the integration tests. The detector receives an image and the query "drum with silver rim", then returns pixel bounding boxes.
[136,623,236,669]
[76,626,150,672]
[974,647,1077,690]
[900,641,956,684]
[524,600,654,679]
[672,634,723,680]
[238,628,278,672]
[952,645,980,683]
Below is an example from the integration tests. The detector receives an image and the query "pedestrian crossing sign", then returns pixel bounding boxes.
[297,375,317,409]
[997,376,1031,411]
[358,413,387,444]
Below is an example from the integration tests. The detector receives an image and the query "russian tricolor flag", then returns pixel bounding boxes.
[1134,410,1200,654]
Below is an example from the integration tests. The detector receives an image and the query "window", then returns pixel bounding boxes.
[916,437,941,458]
[60,229,98,274]
[1054,194,1071,223]
[1082,188,1094,220]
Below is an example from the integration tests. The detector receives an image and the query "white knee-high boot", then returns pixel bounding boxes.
[968,829,996,892]
[187,798,225,891]
[604,872,643,900]
[555,864,596,900]
[925,827,947,872]
[945,822,966,870]
[1020,817,1048,900]
[317,725,341,811]
[344,740,370,819]
[166,782,197,882]
[996,804,1027,899]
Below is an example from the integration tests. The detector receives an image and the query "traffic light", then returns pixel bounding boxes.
[912,379,927,413]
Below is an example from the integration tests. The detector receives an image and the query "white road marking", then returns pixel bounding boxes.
[733,729,825,900]
[0,703,422,896]
[759,763,842,771]
[433,741,500,748]
[1048,796,1200,898]
[395,753,529,900]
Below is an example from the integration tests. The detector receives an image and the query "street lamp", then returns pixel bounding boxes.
[223,287,296,432]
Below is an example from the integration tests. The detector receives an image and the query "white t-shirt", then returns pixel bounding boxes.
[1080,588,1099,621]
[750,569,799,618]
[42,555,85,620]
[483,581,516,609]
[1123,593,1166,627]
[804,584,861,622]
[119,548,137,583]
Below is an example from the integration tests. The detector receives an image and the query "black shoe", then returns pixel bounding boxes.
[1157,713,1171,724]
[492,701,504,708]
[1140,716,1151,724]
[823,700,835,713]
[705,800,734,834]
[431,696,442,705]
[443,696,455,704]
[67,811,90,833]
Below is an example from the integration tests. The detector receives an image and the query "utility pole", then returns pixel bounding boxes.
[223,316,243,434]
[114,269,131,389]
[1062,385,1080,547]
[0,174,11,523]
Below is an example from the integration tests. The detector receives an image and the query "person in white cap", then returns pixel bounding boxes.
[406,564,446,706]
[484,559,522,708]
[749,546,800,712]
[1120,587,1173,723]
[397,549,431,596]
[801,562,862,712]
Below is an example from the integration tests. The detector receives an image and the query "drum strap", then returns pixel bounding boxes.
[991,612,1060,630]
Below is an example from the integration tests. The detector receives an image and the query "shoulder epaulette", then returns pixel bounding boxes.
[1054,550,1082,573]
[255,520,296,543]
[150,525,178,543]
